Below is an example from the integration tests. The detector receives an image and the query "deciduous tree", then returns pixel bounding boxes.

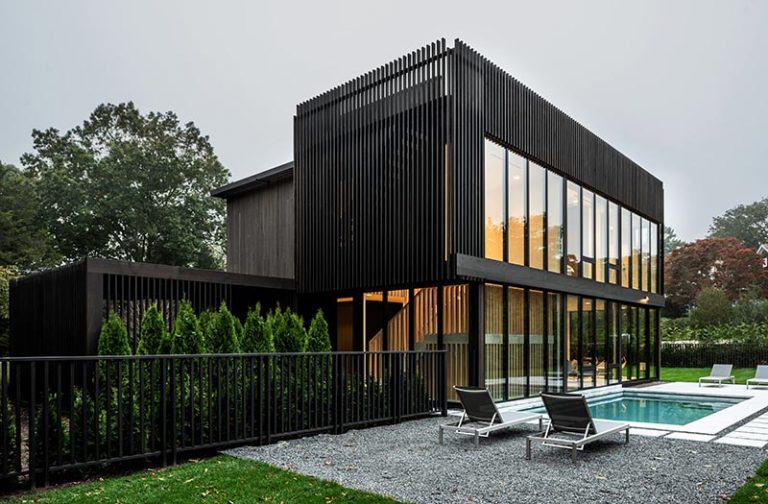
[664,237,768,314]
[21,102,229,268]
[709,197,768,250]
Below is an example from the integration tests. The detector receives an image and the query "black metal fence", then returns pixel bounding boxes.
[661,342,768,368]
[0,350,447,487]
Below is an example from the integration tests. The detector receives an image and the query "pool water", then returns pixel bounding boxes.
[532,392,743,425]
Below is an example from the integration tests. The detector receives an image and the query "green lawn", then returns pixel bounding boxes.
[661,367,755,384]
[729,459,768,503]
[0,455,402,504]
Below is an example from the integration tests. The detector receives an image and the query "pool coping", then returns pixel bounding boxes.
[494,382,768,435]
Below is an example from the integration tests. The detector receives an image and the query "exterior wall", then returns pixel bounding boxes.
[451,40,664,261]
[295,41,452,294]
[294,39,664,295]
[227,179,295,279]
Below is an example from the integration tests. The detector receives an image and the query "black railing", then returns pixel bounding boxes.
[661,342,768,368]
[0,350,447,487]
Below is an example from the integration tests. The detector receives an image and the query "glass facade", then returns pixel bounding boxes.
[482,138,660,293]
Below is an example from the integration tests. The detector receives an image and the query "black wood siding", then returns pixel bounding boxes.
[295,40,452,293]
[295,38,664,294]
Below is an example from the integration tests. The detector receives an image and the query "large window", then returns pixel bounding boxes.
[507,153,527,266]
[547,172,563,273]
[632,213,642,289]
[484,284,505,400]
[507,287,526,399]
[566,295,580,390]
[529,290,545,396]
[529,163,545,270]
[582,190,595,280]
[482,137,660,293]
[596,195,607,283]
[547,292,563,392]
[621,208,631,288]
[650,222,659,293]
[641,218,650,292]
[608,202,619,284]
[484,140,505,261]
[566,182,581,277]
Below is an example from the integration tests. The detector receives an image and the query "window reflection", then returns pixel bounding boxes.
[507,153,526,266]
[596,195,607,283]
[528,163,545,270]
[547,172,563,273]
[621,208,631,288]
[566,182,581,277]
[582,190,594,280]
[484,140,505,261]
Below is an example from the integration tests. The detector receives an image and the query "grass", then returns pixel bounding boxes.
[661,367,755,384]
[729,459,768,503]
[0,455,402,504]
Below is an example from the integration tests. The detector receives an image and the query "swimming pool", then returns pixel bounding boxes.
[530,391,744,425]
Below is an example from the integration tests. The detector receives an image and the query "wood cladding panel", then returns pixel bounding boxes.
[227,179,295,279]
[295,40,451,293]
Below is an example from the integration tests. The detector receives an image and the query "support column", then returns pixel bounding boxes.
[468,283,484,388]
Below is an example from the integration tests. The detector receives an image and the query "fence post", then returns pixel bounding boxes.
[160,359,167,467]
[390,354,402,424]
[28,362,36,488]
[441,350,448,416]
[170,358,177,466]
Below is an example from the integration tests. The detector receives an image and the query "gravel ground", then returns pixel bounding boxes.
[227,417,768,504]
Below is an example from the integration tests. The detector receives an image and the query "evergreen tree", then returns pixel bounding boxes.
[306,309,331,352]
[172,300,204,354]
[98,312,131,356]
[273,307,307,353]
[137,305,166,355]
[208,301,239,353]
[241,303,274,353]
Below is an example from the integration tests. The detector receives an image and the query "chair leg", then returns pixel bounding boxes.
[538,417,543,431]
[525,438,531,460]
[571,445,577,463]
[626,427,630,443]
[474,431,479,448]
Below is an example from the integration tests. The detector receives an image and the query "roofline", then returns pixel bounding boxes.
[211,161,294,199]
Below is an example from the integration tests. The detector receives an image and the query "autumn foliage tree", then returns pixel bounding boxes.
[665,236,768,314]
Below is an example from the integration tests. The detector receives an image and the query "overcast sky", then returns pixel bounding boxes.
[1,1,767,242]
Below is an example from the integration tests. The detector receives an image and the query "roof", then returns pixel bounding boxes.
[211,161,294,198]
[757,244,768,257]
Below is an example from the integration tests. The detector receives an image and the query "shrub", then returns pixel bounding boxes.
[689,287,733,328]
[271,307,306,353]
[241,303,273,353]
[306,309,331,352]
[733,289,768,325]
[98,312,131,356]
[137,305,166,355]
[172,300,204,354]
[208,301,239,353]
[198,308,215,350]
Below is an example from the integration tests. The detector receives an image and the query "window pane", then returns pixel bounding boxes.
[581,298,595,389]
[607,302,620,384]
[529,290,545,396]
[484,284,505,400]
[443,285,469,401]
[639,307,647,379]
[566,182,581,277]
[632,213,641,289]
[547,171,563,273]
[528,163,545,270]
[508,287,526,399]
[582,190,594,279]
[642,218,650,292]
[621,208,631,288]
[650,222,659,293]
[484,140,505,261]
[649,309,658,379]
[507,152,526,265]
[547,292,563,392]
[595,299,607,387]
[566,295,579,390]
[608,202,619,284]
[596,195,607,283]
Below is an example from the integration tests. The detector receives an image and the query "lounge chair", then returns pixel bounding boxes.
[439,386,542,448]
[698,364,735,387]
[525,393,629,463]
[747,365,768,389]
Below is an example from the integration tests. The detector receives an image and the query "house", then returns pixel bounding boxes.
[758,244,768,268]
[212,39,664,402]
